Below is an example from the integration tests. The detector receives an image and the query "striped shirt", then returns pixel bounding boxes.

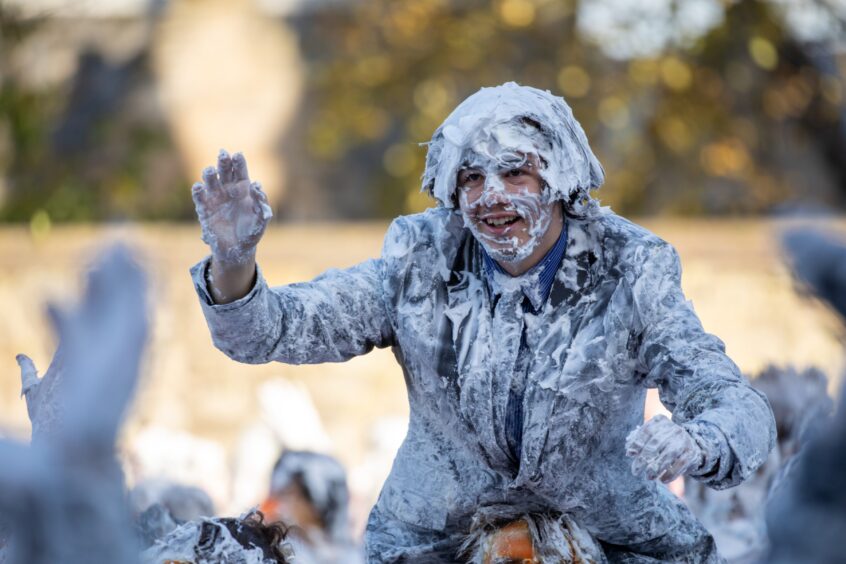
[482,220,569,312]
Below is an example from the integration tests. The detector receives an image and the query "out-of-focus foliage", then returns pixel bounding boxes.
[1,0,845,221]
[292,0,846,217]
[0,3,188,224]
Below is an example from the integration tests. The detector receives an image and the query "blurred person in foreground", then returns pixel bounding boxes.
[130,480,216,549]
[684,365,832,563]
[190,82,775,562]
[763,229,846,564]
[259,450,362,563]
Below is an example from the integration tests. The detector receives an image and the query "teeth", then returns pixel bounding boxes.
[485,216,516,226]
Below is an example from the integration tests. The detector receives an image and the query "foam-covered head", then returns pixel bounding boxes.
[422,82,604,211]
[139,511,294,564]
[268,450,350,542]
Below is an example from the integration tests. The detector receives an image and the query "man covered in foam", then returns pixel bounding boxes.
[190,82,775,562]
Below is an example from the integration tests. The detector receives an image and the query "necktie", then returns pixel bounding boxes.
[491,288,526,465]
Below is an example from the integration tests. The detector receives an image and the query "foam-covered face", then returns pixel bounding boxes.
[457,151,560,267]
[260,482,322,532]
[422,82,605,214]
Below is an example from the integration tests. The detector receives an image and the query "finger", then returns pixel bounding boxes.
[232,152,250,182]
[251,181,268,203]
[202,166,223,193]
[251,182,273,221]
[636,416,680,454]
[643,415,672,437]
[626,425,654,456]
[630,455,648,478]
[658,445,698,482]
[17,354,40,395]
[657,436,700,481]
[192,182,208,209]
[218,149,234,184]
[226,179,250,200]
[637,429,668,462]
[644,459,664,481]
[642,439,680,480]
[647,444,680,481]
[646,422,692,466]
[658,456,690,483]
[628,414,670,447]
[626,436,645,457]
[642,414,671,432]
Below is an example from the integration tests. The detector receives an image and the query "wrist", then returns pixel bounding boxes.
[683,421,723,476]
[207,252,257,304]
[212,246,256,270]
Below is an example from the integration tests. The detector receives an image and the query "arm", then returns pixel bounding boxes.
[191,256,395,365]
[628,243,776,489]
[190,150,396,364]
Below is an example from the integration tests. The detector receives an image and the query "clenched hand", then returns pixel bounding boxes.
[626,415,704,483]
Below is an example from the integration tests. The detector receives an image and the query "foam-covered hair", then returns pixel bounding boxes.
[422,82,604,211]
[269,450,350,542]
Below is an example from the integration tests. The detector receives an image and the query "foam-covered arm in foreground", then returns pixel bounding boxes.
[191,251,395,365]
[634,243,776,489]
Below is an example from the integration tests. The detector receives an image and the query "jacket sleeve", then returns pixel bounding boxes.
[189,241,396,366]
[633,242,776,490]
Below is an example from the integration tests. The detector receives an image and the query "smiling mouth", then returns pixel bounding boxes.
[482,215,520,228]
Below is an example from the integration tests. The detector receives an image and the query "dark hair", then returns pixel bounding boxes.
[195,510,293,563]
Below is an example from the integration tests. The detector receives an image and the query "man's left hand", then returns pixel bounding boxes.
[625,415,704,483]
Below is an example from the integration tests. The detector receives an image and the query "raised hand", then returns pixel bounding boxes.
[625,414,704,483]
[192,150,272,265]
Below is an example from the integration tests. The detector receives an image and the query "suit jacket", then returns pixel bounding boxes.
[191,207,775,563]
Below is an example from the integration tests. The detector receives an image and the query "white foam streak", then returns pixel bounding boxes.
[459,188,552,264]
[422,83,605,213]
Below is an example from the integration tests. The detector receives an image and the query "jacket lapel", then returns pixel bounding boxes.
[515,214,606,487]
[548,215,604,310]
[442,231,514,467]
[439,214,607,477]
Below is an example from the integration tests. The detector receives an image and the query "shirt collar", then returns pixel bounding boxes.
[482,220,569,312]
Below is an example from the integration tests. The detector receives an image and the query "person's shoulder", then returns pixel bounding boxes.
[595,208,668,249]
[595,208,672,251]
[381,207,465,293]
[389,206,458,232]
[591,208,678,272]
[383,206,464,259]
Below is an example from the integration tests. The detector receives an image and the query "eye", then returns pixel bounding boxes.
[458,169,484,186]
[506,168,524,177]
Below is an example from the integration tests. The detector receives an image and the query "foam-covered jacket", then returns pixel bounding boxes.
[191,207,775,563]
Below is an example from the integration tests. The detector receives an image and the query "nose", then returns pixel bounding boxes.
[484,174,506,193]
[478,175,508,206]
[480,189,509,208]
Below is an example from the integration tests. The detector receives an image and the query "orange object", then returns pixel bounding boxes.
[484,519,537,564]
[259,496,280,520]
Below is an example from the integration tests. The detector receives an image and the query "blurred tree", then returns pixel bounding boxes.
[0,2,189,224]
[1,0,844,221]
[285,0,846,218]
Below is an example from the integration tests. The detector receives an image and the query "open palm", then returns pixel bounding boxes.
[192,150,272,264]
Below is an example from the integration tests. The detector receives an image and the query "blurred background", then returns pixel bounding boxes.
[1,0,846,539]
